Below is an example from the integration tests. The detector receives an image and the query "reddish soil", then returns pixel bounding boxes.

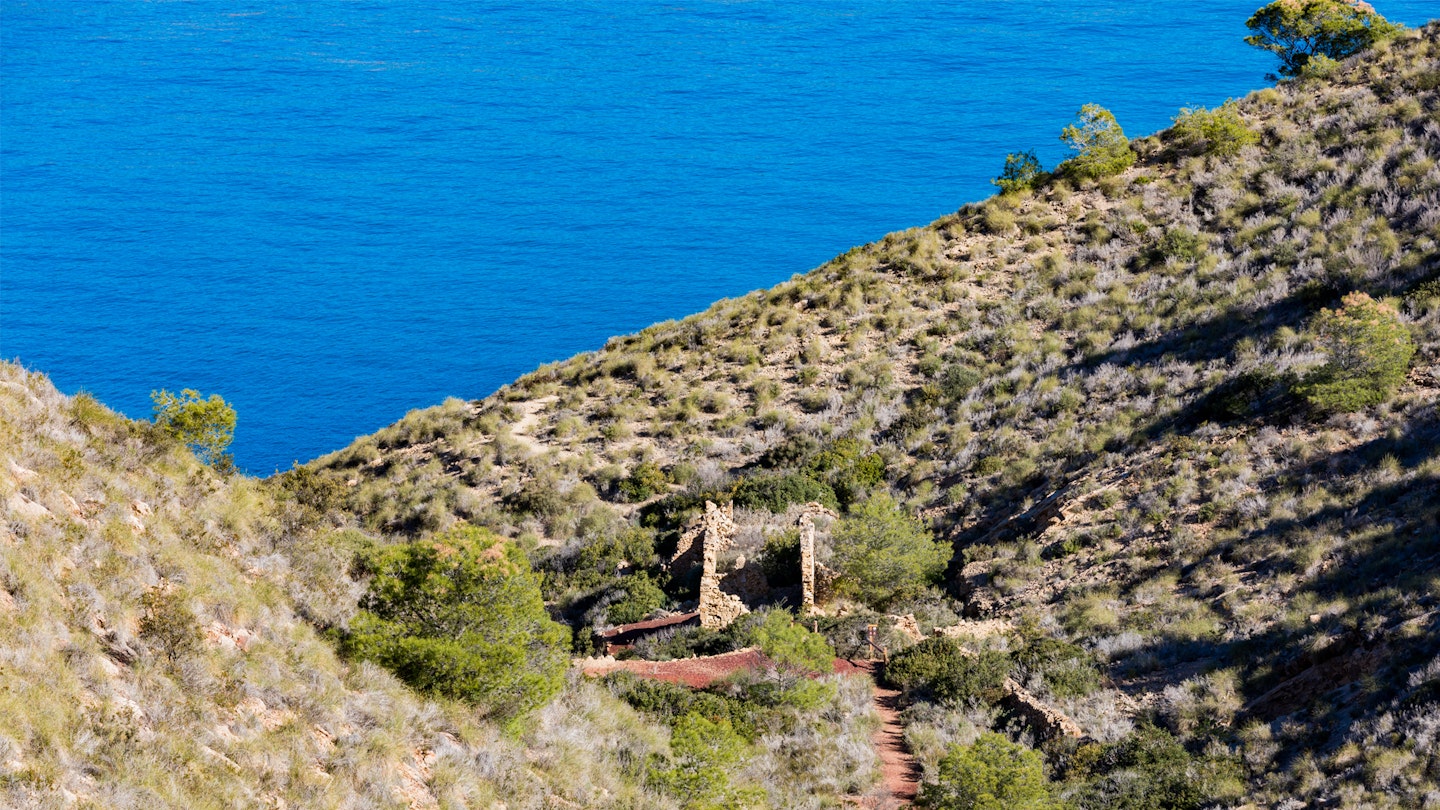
[836,659,920,807]
[581,647,771,688]
[584,650,921,805]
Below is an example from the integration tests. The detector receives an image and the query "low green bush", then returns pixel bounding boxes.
[619,460,670,502]
[342,525,569,723]
[885,637,1009,705]
[1294,292,1414,413]
[1012,636,1101,698]
[1058,104,1135,180]
[993,151,1045,194]
[732,472,838,513]
[606,573,668,625]
[831,494,950,606]
[918,732,1060,810]
[1171,101,1258,157]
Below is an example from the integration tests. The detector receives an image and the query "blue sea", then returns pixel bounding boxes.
[4,1,1434,473]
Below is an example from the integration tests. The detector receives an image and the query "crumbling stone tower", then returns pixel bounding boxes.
[674,501,750,629]
[797,502,837,614]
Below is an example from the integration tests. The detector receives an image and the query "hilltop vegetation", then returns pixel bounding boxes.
[3,15,1439,810]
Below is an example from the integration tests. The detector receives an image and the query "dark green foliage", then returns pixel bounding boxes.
[343,525,569,722]
[1170,101,1258,156]
[619,460,670,502]
[1294,292,1415,413]
[648,713,766,809]
[808,438,887,506]
[1200,369,1291,421]
[993,151,1044,194]
[759,530,802,587]
[885,638,1009,705]
[731,472,838,513]
[1058,104,1135,180]
[138,586,203,663]
[831,494,950,606]
[1245,0,1404,78]
[1013,636,1101,699]
[1071,724,1235,810]
[921,732,1059,807]
[605,573,668,625]
[757,434,821,469]
[275,463,348,520]
[1153,228,1208,264]
[606,673,764,742]
[751,609,835,674]
[939,364,984,401]
[918,732,1060,810]
[636,619,751,661]
[750,435,885,508]
[150,388,236,469]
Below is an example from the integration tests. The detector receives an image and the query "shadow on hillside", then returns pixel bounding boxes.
[1111,406,1440,751]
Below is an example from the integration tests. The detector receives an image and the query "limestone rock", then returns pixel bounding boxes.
[7,492,51,521]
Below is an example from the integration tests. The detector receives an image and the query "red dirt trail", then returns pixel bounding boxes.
[583,649,921,805]
[835,659,921,807]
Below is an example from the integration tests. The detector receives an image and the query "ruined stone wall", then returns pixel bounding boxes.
[797,502,836,614]
[690,501,749,630]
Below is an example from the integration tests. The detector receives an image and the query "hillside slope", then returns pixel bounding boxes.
[0,364,701,809]
[305,23,1440,806]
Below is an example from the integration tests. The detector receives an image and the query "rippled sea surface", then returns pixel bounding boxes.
[4,1,1433,472]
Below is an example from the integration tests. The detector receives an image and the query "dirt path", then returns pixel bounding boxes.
[835,659,920,807]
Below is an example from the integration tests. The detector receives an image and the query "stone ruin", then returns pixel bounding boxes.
[670,500,837,630]
[797,502,837,614]
[658,504,1086,742]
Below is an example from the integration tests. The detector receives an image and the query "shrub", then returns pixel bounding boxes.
[1171,101,1258,157]
[138,586,203,663]
[1244,0,1404,79]
[619,460,670,502]
[751,610,835,674]
[885,637,1009,705]
[1058,104,1135,180]
[150,388,236,469]
[759,530,801,587]
[1294,292,1414,413]
[1012,636,1101,698]
[731,472,838,513]
[939,364,984,401]
[649,713,766,809]
[605,673,761,741]
[830,494,949,606]
[993,151,1044,194]
[1154,228,1209,264]
[606,573,668,625]
[568,526,658,590]
[343,525,569,723]
[918,732,1059,810]
[1073,724,1219,810]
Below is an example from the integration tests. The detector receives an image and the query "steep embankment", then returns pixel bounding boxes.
[0,364,696,809]
[306,24,1440,806]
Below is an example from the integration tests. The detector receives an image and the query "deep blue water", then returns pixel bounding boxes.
[4,2,1434,473]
